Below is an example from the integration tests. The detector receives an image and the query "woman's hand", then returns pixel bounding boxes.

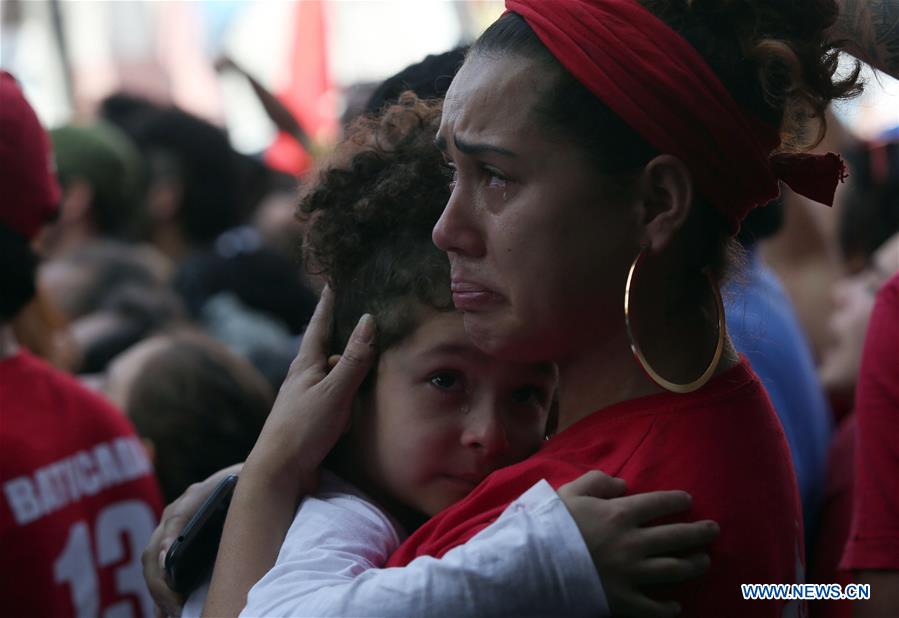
[202,288,376,617]
[558,471,719,617]
[244,285,375,490]
[141,463,244,617]
[141,288,376,618]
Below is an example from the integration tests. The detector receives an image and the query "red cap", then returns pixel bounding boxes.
[0,71,61,240]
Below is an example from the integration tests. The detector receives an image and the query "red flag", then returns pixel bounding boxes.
[266,0,335,175]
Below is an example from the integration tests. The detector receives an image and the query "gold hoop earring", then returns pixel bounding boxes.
[624,248,726,394]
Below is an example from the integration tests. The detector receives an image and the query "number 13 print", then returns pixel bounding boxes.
[53,500,157,618]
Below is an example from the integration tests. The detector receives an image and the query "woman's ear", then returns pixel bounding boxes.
[636,154,693,253]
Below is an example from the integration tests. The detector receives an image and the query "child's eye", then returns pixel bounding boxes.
[430,372,463,392]
[511,385,545,406]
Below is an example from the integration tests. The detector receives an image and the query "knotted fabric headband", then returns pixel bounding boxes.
[505,0,846,232]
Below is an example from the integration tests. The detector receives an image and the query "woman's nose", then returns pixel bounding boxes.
[432,189,485,258]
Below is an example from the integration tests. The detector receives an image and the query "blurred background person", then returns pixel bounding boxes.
[104,331,273,503]
[758,110,861,369]
[104,102,241,263]
[39,121,147,258]
[99,98,316,387]
[0,70,163,618]
[363,45,467,116]
[725,197,832,547]
[840,269,899,616]
[807,133,899,618]
[820,137,899,418]
[10,286,78,371]
[38,240,185,377]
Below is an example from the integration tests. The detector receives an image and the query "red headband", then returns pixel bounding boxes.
[505,0,846,232]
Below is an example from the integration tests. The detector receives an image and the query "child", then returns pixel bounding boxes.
[181,95,716,617]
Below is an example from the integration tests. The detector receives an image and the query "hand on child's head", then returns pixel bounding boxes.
[249,287,376,486]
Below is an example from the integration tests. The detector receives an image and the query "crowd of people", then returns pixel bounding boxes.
[1,0,897,616]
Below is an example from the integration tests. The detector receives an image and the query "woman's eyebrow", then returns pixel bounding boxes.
[435,133,517,158]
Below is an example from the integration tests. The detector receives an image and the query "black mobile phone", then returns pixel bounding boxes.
[164,474,238,596]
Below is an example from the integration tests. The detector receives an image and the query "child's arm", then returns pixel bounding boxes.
[240,474,715,618]
[240,475,404,617]
[242,478,603,618]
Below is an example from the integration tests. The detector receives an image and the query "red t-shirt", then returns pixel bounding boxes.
[0,350,164,618]
[840,273,899,571]
[389,358,804,616]
[808,415,855,618]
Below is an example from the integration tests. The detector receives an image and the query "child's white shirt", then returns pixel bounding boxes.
[183,471,608,617]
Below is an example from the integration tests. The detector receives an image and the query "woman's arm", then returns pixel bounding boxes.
[202,288,377,617]
[830,0,899,79]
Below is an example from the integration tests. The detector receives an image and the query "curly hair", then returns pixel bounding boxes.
[472,1,863,284]
[299,93,453,358]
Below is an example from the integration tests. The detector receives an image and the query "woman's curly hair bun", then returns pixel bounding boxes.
[650,0,863,147]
